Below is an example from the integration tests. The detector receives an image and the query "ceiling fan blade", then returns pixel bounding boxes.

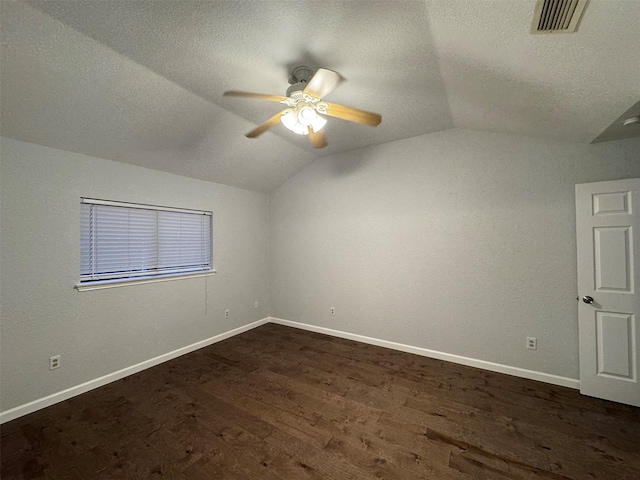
[322,102,382,127]
[246,111,286,138]
[303,68,345,99]
[224,90,288,103]
[308,126,328,149]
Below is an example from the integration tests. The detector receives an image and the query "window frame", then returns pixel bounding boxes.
[76,198,215,291]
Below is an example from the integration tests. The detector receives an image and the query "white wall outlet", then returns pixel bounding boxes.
[526,337,537,350]
[49,355,61,370]
[330,307,335,316]
[254,301,259,309]
[224,309,230,318]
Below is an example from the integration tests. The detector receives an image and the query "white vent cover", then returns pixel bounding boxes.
[531,0,588,34]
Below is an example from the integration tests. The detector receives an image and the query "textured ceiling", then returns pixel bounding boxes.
[1,0,639,192]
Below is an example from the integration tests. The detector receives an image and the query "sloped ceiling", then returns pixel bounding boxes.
[1,0,639,192]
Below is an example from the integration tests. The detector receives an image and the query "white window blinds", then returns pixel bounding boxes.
[80,199,212,282]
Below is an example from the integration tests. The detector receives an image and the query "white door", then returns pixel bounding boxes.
[576,178,640,407]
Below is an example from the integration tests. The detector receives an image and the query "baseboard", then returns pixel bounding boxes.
[2,315,580,424]
[0,317,270,424]
[268,317,580,390]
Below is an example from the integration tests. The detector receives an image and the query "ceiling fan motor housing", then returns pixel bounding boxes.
[286,65,314,97]
[286,82,306,97]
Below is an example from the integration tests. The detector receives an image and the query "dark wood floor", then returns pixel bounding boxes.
[2,323,640,479]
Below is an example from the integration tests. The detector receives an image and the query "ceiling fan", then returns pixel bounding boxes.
[223,66,382,149]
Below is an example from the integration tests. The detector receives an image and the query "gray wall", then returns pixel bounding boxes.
[2,128,639,414]
[0,138,270,412]
[269,129,640,380]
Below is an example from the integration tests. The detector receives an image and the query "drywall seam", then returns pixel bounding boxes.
[269,317,581,390]
[0,317,270,424]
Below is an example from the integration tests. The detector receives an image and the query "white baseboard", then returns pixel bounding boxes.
[0,318,270,424]
[268,317,580,390]
[1,315,580,424]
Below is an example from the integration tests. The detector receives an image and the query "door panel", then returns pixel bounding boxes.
[576,178,640,407]
[595,311,634,379]
[594,226,632,292]
[592,191,630,215]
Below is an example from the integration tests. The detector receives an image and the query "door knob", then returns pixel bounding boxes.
[582,295,594,304]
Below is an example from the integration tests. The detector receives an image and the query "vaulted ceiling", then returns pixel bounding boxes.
[2,0,639,192]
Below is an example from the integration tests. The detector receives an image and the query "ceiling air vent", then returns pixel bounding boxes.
[531,0,588,34]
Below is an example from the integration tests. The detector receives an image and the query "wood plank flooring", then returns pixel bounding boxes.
[2,323,639,479]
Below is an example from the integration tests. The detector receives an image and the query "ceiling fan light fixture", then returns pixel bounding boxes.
[298,106,317,126]
[280,109,306,135]
[280,106,327,135]
[308,110,327,133]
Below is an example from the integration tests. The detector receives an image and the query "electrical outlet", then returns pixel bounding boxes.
[330,307,335,316]
[526,337,537,350]
[254,301,259,309]
[49,355,61,370]
[224,309,230,318]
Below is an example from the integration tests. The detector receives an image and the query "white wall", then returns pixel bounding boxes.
[270,129,640,380]
[0,138,270,413]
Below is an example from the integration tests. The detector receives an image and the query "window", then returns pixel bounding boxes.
[79,198,212,287]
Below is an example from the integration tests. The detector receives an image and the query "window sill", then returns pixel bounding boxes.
[75,270,217,291]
